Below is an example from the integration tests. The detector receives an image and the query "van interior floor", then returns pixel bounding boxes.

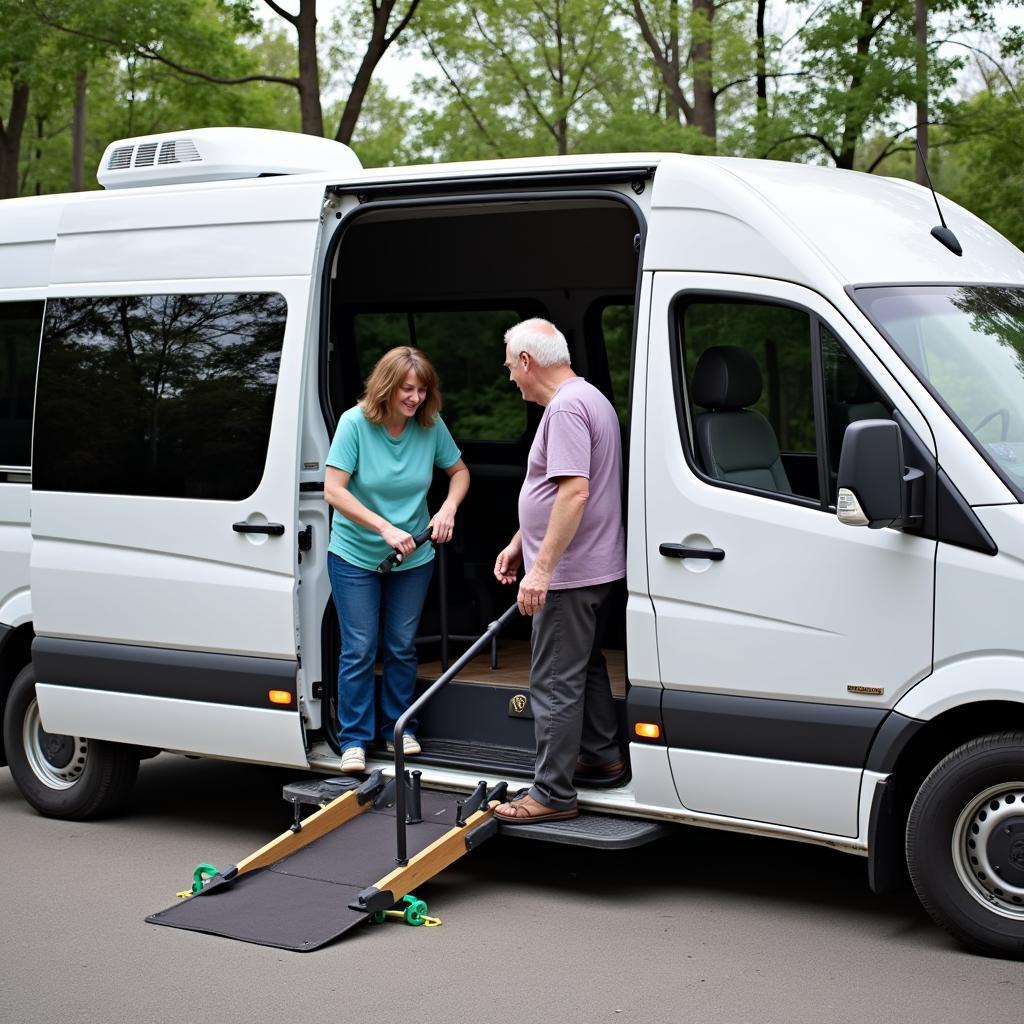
[417,639,627,698]
[146,771,669,951]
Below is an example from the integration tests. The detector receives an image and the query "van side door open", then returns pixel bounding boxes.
[28,183,328,767]
[644,273,938,837]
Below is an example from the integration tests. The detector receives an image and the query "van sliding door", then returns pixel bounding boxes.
[29,183,328,766]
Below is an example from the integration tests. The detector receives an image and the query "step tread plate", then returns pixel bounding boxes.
[497,812,671,850]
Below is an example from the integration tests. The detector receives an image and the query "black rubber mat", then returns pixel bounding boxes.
[147,791,461,951]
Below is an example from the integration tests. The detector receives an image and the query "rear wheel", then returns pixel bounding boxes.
[906,732,1024,959]
[3,664,139,819]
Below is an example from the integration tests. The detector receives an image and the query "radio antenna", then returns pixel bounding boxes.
[915,138,962,257]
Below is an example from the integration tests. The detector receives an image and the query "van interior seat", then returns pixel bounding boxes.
[836,358,889,424]
[691,345,792,494]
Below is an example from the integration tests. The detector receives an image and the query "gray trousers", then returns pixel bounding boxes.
[527,581,621,810]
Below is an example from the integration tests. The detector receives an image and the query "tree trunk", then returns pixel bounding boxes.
[335,0,394,144]
[0,82,30,200]
[755,0,767,118]
[667,0,681,123]
[296,0,324,136]
[631,0,692,125]
[691,0,715,142]
[71,68,88,192]
[554,115,568,156]
[915,0,928,185]
[837,0,876,170]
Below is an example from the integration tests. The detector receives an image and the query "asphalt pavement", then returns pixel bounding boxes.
[1,754,1021,1024]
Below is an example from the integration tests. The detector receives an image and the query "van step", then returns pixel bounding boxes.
[497,813,671,850]
[394,739,629,788]
[407,738,536,777]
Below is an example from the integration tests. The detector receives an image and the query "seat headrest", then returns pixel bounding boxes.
[692,346,762,411]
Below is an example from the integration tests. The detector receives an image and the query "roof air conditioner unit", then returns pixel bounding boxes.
[97,127,361,190]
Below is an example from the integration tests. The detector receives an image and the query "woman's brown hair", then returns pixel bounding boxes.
[360,346,442,427]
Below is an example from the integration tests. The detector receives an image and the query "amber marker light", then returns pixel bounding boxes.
[268,690,293,706]
[634,722,661,740]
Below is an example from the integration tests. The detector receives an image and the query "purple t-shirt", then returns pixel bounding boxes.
[519,377,626,590]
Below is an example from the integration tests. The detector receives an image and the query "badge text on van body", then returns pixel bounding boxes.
[847,684,884,696]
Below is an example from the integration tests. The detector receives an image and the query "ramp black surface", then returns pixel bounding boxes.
[147,790,461,951]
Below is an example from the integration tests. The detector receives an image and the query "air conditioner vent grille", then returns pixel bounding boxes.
[134,142,158,167]
[157,139,202,165]
[107,146,134,170]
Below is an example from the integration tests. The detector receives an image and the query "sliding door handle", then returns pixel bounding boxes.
[659,543,724,561]
[233,521,285,536]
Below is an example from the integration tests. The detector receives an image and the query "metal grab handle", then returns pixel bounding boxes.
[393,603,520,865]
[375,527,435,574]
[658,542,724,561]
[232,521,285,536]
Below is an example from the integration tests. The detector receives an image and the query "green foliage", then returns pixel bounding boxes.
[333,83,418,167]
[0,0,1022,262]
[937,88,1024,251]
[414,0,632,158]
[585,109,715,154]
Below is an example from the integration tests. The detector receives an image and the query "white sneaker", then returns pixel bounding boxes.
[386,733,421,756]
[340,746,365,773]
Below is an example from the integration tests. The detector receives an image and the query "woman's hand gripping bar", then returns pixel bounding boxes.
[375,528,434,574]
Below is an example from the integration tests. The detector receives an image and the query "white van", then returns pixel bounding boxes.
[1,128,1022,958]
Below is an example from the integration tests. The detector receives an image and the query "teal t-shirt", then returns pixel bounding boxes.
[326,406,462,571]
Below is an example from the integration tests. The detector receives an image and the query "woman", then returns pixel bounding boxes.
[324,347,469,773]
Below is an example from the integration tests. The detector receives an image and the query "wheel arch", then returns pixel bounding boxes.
[0,622,34,767]
[867,700,1024,894]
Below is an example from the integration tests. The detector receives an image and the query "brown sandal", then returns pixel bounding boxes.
[493,792,579,824]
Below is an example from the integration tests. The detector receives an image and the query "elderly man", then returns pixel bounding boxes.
[493,318,626,823]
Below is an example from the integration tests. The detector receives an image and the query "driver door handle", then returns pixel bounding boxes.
[659,543,725,561]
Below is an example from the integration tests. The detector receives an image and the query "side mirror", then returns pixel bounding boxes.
[837,420,923,529]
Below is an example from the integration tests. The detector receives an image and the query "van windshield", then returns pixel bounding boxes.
[857,285,1024,493]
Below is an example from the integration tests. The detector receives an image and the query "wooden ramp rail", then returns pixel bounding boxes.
[225,770,388,882]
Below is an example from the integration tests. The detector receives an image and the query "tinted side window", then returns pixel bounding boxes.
[353,309,524,440]
[679,299,819,501]
[35,293,287,499]
[0,301,44,468]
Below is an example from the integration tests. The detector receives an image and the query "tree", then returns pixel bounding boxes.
[416,0,628,158]
[0,2,48,197]
[772,1,1014,172]
[34,0,421,143]
[626,0,756,146]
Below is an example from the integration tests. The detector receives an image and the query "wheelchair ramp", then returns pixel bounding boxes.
[146,771,501,951]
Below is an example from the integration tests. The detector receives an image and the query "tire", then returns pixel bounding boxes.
[906,732,1024,959]
[2,664,139,820]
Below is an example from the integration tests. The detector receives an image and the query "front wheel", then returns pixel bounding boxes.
[3,664,139,819]
[906,732,1024,959]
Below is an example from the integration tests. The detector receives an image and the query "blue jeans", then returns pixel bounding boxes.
[328,552,434,750]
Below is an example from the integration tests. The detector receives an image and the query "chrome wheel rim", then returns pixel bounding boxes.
[22,697,88,790]
[952,781,1024,920]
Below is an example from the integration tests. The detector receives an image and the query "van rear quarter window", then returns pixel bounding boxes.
[34,292,287,499]
[0,301,44,468]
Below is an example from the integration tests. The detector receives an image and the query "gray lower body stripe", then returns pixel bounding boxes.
[31,637,297,712]
[661,689,888,768]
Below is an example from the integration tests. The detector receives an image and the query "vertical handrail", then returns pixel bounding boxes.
[393,603,519,865]
[437,541,449,671]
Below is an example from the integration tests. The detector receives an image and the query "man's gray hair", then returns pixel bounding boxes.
[504,318,571,367]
